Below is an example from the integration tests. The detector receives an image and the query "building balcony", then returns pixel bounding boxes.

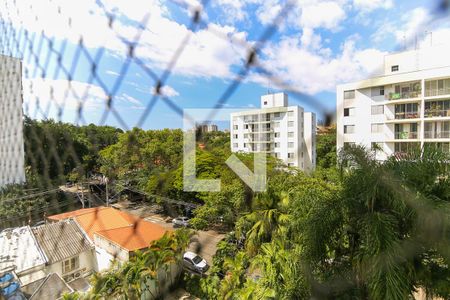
[387,91,421,101]
[425,87,450,97]
[395,112,420,120]
[395,131,418,139]
[424,131,450,139]
[424,109,450,118]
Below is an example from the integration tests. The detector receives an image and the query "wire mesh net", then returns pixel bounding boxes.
[0,0,449,299]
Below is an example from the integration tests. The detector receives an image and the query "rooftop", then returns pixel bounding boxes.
[32,219,93,264]
[0,226,47,274]
[23,273,73,300]
[95,218,168,251]
[48,207,169,252]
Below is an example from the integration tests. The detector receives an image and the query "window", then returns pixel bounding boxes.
[391,65,399,72]
[344,107,355,117]
[233,125,238,130]
[273,152,280,158]
[244,124,249,129]
[244,133,248,138]
[288,121,294,127]
[233,143,238,148]
[344,125,355,134]
[301,151,304,158]
[233,134,238,139]
[288,132,294,138]
[274,122,280,128]
[371,123,383,133]
[274,142,280,148]
[288,111,294,117]
[274,112,280,118]
[264,101,267,105]
[288,142,294,148]
[344,90,355,99]
[274,132,280,138]
[371,105,384,115]
[288,152,294,159]
[288,163,294,167]
[63,257,79,274]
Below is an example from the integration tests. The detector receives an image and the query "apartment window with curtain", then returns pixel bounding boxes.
[288,132,294,138]
[288,142,294,148]
[344,90,355,99]
[371,123,383,133]
[344,107,355,117]
[344,125,355,134]
[371,105,384,115]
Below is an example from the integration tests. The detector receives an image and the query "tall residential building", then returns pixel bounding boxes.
[0,55,26,186]
[230,93,316,172]
[337,45,450,160]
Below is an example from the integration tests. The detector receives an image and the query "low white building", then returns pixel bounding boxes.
[337,44,450,159]
[230,92,316,172]
[32,219,96,283]
[0,226,47,285]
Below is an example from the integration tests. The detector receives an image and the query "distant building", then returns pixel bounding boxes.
[196,122,218,133]
[48,207,169,271]
[230,92,316,172]
[0,55,26,187]
[337,45,450,160]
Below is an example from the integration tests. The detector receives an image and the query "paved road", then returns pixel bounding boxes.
[144,214,224,265]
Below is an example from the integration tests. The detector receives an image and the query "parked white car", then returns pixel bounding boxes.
[183,251,209,273]
[172,217,190,228]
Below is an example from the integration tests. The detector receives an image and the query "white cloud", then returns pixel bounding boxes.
[1,0,249,81]
[353,0,393,12]
[152,85,180,97]
[299,1,346,30]
[22,78,109,119]
[106,70,120,76]
[120,93,142,105]
[255,35,386,94]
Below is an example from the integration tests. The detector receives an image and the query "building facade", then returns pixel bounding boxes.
[337,45,450,160]
[0,55,26,187]
[230,93,316,172]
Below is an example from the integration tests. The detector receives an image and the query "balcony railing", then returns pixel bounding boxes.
[424,131,450,139]
[424,109,450,118]
[425,88,450,97]
[395,132,418,139]
[395,112,420,119]
[388,91,421,101]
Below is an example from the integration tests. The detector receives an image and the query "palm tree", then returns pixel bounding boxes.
[335,145,450,299]
[240,188,291,254]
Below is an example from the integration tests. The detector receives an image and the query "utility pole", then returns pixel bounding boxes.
[105,177,109,207]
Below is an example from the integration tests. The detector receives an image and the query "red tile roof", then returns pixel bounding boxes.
[47,207,169,251]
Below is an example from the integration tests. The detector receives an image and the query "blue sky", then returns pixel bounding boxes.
[1,0,449,130]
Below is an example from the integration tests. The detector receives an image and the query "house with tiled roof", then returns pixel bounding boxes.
[48,207,169,271]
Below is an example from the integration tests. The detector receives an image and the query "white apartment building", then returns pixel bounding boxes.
[230,93,316,172]
[337,45,450,160]
[0,55,26,187]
